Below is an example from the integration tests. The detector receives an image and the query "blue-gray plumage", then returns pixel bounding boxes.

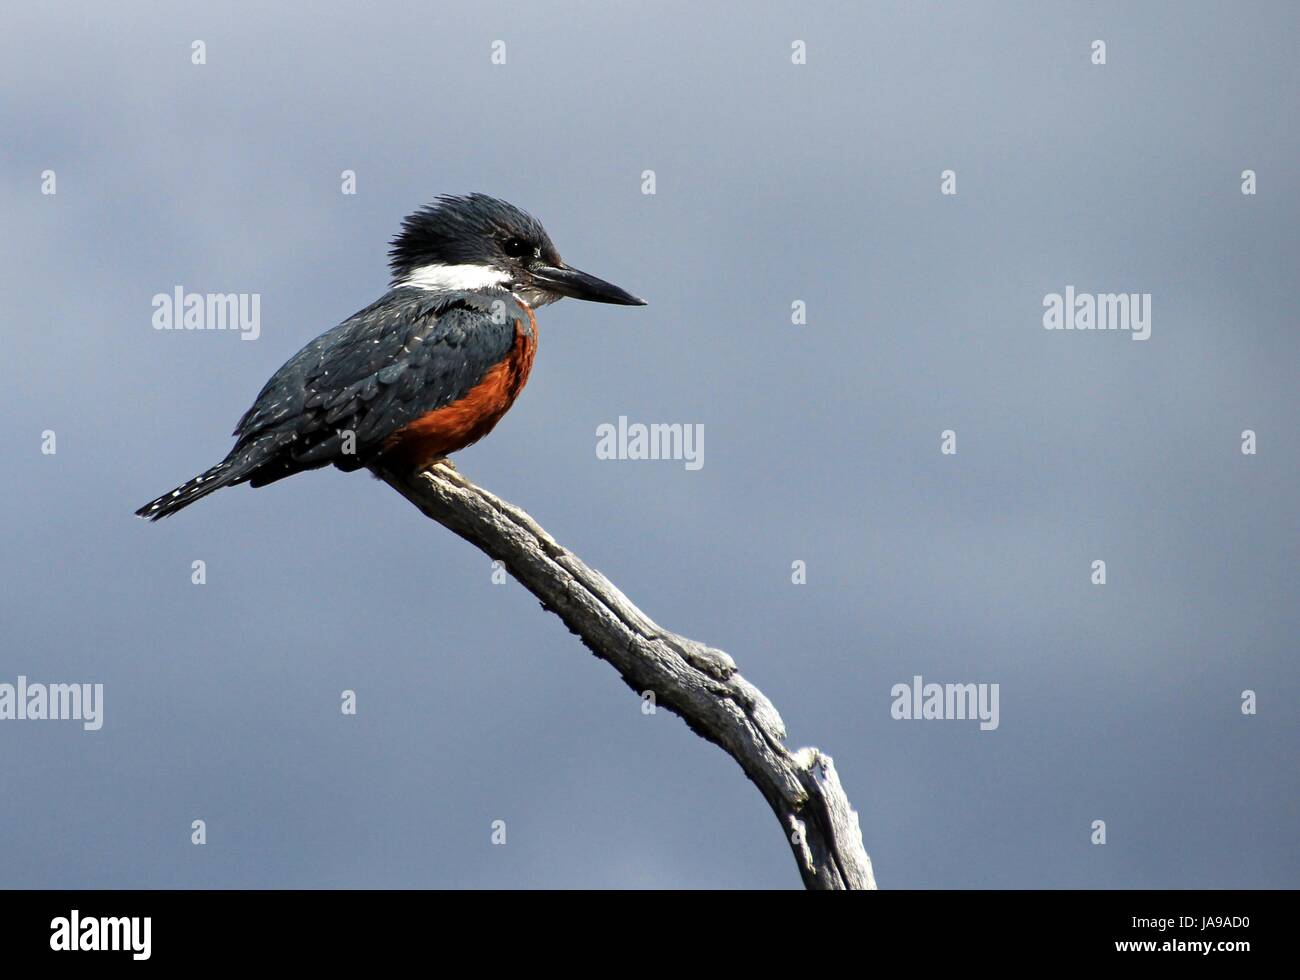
[237,288,525,476]
[136,194,644,521]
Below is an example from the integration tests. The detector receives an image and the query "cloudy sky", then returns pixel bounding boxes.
[1,1,1296,888]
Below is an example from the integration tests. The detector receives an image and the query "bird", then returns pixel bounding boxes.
[136,193,645,521]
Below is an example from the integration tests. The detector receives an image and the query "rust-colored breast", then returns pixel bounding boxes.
[382,305,537,472]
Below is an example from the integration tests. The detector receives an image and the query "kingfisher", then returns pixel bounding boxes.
[136,193,645,521]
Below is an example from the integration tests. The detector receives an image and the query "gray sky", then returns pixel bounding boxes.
[1,1,1296,888]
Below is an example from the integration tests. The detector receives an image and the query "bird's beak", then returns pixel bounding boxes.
[530,264,647,306]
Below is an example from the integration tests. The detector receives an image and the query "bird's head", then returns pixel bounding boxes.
[389,193,646,307]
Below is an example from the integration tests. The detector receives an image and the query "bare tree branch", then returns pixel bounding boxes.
[375,461,876,890]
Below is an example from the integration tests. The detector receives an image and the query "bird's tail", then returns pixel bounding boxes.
[135,459,241,521]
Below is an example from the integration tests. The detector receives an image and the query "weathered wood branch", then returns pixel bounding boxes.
[375,461,876,890]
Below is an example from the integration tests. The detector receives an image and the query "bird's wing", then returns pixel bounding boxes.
[228,287,520,477]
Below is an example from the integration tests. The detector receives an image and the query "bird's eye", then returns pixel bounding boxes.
[501,237,531,258]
